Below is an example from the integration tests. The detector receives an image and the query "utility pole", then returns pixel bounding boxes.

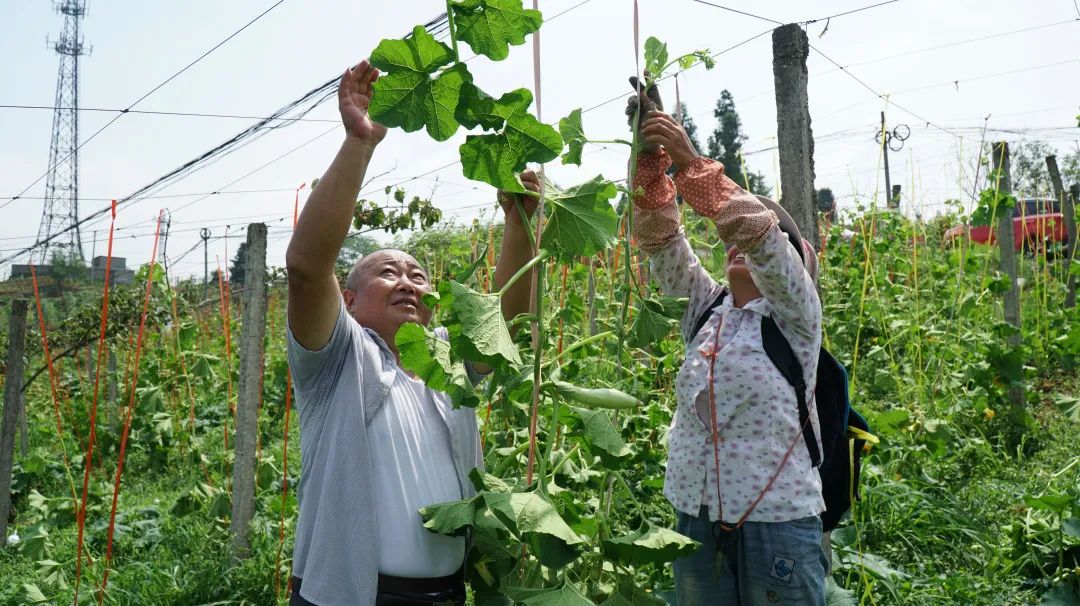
[35,0,91,263]
[876,112,909,209]
[771,23,819,246]
[991,142,1025,444]
[231,223,267,560]
[1,300,29,547]
[200,227,211,298]
[1045,155,1077,308]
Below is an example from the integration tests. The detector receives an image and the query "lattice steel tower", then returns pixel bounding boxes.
[35,0,90,263]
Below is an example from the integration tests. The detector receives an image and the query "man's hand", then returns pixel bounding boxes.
[625,75,664,153]
[641,111,700,170]
[339,59,388,147]
[497,170,541,225]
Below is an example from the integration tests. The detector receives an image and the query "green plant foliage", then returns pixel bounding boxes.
[458,88,562,191]
[369,27,471,141]
[629,296,686,348]
[540,176,619,261]
[558,108,586,166]
[451,0,543,61]
[600,522,700,567]
[396,321,479,407]
[446,280,523,366]
[505,581,593,606]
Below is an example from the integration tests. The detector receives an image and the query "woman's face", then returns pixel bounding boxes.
[725,244,752,282]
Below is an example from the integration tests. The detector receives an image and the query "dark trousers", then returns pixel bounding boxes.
[290,574,466,606]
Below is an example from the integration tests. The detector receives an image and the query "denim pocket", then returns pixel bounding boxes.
[786,514,823,532]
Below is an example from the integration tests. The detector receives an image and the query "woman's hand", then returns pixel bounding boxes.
[641,111,700,170]
[625,75,663,154]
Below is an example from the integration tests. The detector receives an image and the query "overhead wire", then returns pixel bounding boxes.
[0,12,449,265]
[0,104,338,123]
[1,0,289,210]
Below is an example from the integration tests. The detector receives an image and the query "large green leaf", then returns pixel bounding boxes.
[420,498,478,537]
[560,406,632,466]
[643,37,668,79]
[457,81,503,130]
[600,521,700,567]
[451,0,543,61]
[629,296,686,348]
[459,89,562,192]
[825,578,858,606]
[506,580,594,606]
[483,491,583,546]
[448,280,522,366]
[396,322,479,407]
[558,108,586,166]
[370,27,469,142]
[540,176,619,261]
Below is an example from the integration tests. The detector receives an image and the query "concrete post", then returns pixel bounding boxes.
[1,301,29,546]
[771,23,819,246]
[230,223,267,559]
[991,142,1025,427]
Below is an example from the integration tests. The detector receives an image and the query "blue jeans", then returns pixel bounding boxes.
[673,507,827,606]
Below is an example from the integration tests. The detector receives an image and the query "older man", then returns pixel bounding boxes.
[284,59,538,606]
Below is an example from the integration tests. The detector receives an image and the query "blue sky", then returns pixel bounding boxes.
[2,0,1078,278]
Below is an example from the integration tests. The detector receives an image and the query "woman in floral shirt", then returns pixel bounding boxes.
[627,85,828,605]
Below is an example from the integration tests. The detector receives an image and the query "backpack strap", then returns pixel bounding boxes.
[690,290,728,341]
[760,316,822,467]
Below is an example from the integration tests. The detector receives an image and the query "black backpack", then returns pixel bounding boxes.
[691,291,872,532]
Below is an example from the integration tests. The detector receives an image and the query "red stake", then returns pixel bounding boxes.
[98,210,164,601]
[276,185,305,599]
[29,265,78,507]
[274,371,294,600]
[218,258,233,452]
[73,200,118,605]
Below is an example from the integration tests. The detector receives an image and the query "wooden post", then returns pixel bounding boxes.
[230,223,267,559]
[1070,183,1080,308]
[107,350,118,405]
[1,300,29,547]
[890,184,902,210]
[1045,155,1077,308]
[771,23,819,246]
[992,142,1025,428]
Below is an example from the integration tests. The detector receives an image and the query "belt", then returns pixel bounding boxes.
[378,568,464,594]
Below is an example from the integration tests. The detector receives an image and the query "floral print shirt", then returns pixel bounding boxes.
[632,150,825,523]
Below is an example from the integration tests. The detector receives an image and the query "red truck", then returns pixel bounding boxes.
[944,197,1068,253]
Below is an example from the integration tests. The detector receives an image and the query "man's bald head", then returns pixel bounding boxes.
[345,248,424,293]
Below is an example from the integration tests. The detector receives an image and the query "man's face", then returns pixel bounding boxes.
[343,250,433,345]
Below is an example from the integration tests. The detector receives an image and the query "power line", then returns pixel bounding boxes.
[686,0,783,25]
[2,0,288,210]
[0,104,338,123]
[0,187,297,202]
[884,56,1080,96]
[802,0,902,23]
[0,14,450,265]
[807,43,969,142]
[829,18,1078,72]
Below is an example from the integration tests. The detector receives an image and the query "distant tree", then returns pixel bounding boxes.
[229,241,248,286]
[48,249,87,292]
[1010,141,1056,196]
[816,188,835,214]
[705,90,769,196]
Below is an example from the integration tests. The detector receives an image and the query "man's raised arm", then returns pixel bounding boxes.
[286,60,387,351]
